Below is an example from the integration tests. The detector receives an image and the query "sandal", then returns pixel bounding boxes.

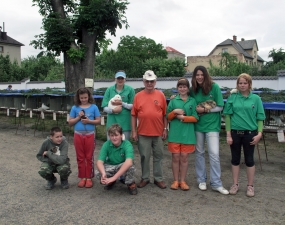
[170,181,179,190]
[179,181,190,191]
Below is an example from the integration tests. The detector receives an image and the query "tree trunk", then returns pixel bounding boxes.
[64,28,96,93]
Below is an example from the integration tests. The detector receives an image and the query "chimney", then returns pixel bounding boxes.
[233,35,237,43]
[0,22,7,40]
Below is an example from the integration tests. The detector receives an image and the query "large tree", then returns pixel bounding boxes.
[31,0,129,92]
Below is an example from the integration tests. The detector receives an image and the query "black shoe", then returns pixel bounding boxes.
[104,181,116,190]
[45,177,57,190]
[60,178,69,189]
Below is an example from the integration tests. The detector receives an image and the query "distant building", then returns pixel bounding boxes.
[187,35,264,72]
[0,24,24,65]
[165,46,185,61]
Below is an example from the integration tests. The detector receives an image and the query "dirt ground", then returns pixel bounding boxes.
[0,121,284,225]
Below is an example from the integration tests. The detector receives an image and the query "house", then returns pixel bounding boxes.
[0,25,24,65]
[187,35,264,72]
[165,46,185,61]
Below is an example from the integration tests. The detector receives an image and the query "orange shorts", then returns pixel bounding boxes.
[168,142,195,154]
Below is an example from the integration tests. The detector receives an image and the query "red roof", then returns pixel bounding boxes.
[165,46,183,55]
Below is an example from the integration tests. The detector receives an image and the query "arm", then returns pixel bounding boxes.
[250,120,263,145]
[68,109,85,126]
[209,106,223,113]
[96,160,107,184]
[81,116,101,125]
[225,114,233,145]
[131,116,138,141]
[102,159,133,184]
[176,115,198,123]
[162,116,168,140]
[36,141,50,162]
[122,102,133,110]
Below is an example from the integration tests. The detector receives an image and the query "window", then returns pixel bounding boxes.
[0,46,3,53]
[222,48,228,53]
[254,51,256,58]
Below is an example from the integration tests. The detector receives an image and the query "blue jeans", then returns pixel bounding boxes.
[195,131,223,188]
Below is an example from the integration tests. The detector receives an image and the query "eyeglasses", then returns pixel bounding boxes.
[144,80,155,83]
[116,77,125,80]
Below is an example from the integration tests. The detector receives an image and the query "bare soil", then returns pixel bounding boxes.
[0,119,284,225]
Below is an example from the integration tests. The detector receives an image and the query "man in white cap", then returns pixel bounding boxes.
[131,70,168,189]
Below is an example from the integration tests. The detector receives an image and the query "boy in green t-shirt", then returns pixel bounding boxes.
[95,124,137,195]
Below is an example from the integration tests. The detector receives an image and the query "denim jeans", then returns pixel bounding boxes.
[195,131,223,188]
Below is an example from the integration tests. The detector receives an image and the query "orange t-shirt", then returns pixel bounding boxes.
[131,90,166,136]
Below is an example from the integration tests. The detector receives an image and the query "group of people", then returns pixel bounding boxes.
[36,66,265,197]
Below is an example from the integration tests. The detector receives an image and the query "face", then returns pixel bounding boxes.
[195,70,204,85]
[143,79,156,91]
[177,84,189,96]
[109,131,122,147]
[237,78,250,93]
[116,77,125,86]
[50,131,63,145]
[79,93,89,105]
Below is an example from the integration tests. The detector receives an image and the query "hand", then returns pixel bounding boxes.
[162,129,168,140]
[170,95,176,100]
[112,106,122,114]
[111,100,122,106]
[42,151,48,156]
[81,117,89,124]
[250,134,262,145]
[104,176,116,184]
[173,109,184,115]
[176,114,184,120]
[196,105,205,114]
[226,136,233,145]
[132,130,138,141]
[78,110,85,117]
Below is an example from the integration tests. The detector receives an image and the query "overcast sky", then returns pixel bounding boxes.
[1,0,285,62]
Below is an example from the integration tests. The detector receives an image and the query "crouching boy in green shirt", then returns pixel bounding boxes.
[95,124,137,195]
[36,127,71,190]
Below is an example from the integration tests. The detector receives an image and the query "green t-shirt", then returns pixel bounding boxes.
[167,95,199,144]
[223,92,265,130]
[98,140,134,165]
[101,84,135,131]
[190,83,224,132]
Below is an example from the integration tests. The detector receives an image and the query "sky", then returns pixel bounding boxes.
[1,0,285,62]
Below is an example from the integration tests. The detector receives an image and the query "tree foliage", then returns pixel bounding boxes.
[21,56,64,81]
[31,0,129,92]
[95,35,185,78]
[0,55,25,82]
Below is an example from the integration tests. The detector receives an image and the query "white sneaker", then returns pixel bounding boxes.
[198,182,207,191]
[212,186,229,195]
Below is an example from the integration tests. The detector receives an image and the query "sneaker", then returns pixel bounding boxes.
[198,182,207,191]
[179,181,190,191]
[78,179,86,188]
[246,185,255,197]
[85,179,93,188]
[212,186,229,195]
[104,181,116,190]
[170,181,179,190]
[60,178,69,189]
[45,177,57,190]
[229,184,239,195]
[128,182,138,195]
